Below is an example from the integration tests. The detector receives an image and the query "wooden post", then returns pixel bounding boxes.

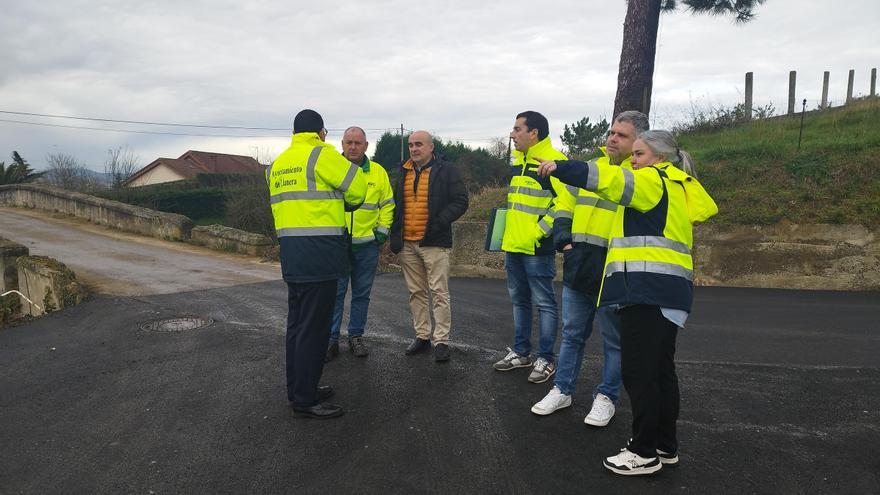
[846,69,855,104]
[787,70,797,115]
[744,72,753,120]
[821,71,830,109]
[399,124,405,163]
[871,68,877,97]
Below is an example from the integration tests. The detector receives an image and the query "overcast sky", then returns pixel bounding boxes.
[1,0,877,171]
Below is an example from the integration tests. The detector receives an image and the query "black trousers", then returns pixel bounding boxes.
[619,304,680,459]
[285,279,337,407]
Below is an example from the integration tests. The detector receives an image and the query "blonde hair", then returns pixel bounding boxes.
[637,130,696,177]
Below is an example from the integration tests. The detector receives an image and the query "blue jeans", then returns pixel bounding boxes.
[330,243,379,343]
[505,252,558,362]
[554,286,622,403]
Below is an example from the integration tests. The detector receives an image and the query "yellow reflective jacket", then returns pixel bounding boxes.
[552,159,718,311]
[346,158,395,245]
[267,132,367,282]
[502,136,567,255]
[552,148,632,294]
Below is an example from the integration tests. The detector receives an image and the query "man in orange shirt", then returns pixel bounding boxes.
[389,130,469,362]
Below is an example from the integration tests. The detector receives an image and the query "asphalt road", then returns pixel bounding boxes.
[0,207,279,295]
[2,273,878,494]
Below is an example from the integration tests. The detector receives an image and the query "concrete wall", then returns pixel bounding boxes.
[445,220,880,291]
[0,184,193,241]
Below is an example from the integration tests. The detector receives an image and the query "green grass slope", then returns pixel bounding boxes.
[681,97,880,226]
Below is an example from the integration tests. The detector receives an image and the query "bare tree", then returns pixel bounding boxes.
[104,145,141,188]
[46,152,99,192]
[487,137,510,163]
[248,145,275,167]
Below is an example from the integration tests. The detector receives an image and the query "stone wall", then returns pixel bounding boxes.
[191,224,274,257]
[445,220,880,291]
[15,256,86,317]
[0,184,193,241]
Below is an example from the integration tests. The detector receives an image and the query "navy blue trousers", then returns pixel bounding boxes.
[285,280,336,407]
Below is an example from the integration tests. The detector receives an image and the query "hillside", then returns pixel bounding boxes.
[680,97,880,226]
[464,98,880,227]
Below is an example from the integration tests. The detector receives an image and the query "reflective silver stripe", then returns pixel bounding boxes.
[566,185,580,196]
[586,160,600,191]
[604,260,693,281]
[358,202,379,210]
[338,163,360,192]
[269,190,343,204]
[506,202,549,216]
[379,198,395,206]
[265,166,271,182]
[374,226,389,235]
[610,236,691,255]
[572,233,608,247]
[352,235,375,244]
[595,199,618,212]
[306,146,322,191]
[277,226,346,237]
[537,218,552,235]
[575,195,616,211]
[555,210,573,219]
[509,186,553,198]
[576,196,598,207]
[619,168,635,206]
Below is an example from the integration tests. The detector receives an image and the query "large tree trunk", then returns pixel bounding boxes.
[613,0,662,119]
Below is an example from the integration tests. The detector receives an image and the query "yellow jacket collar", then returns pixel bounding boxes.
[514,136,565,164]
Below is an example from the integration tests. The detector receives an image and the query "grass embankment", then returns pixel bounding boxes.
[463,98,880,226]
[681,97,880,225]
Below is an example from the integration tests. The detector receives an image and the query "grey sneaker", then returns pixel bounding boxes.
[348,336,368,357]
[493,347,533,371]
[528,357,556,383]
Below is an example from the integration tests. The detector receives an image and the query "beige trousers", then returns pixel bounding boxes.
[399,241,451,344]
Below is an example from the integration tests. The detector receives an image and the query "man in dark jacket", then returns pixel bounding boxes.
[390,130,468,362]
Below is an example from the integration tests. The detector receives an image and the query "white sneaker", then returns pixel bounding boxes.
[530,387,572,415]
[584,393,615,426]
[603,448,662,476]
[657,449,679,465]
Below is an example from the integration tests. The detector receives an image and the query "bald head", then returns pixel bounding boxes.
[408,130,434,167]
[342,126,369,164]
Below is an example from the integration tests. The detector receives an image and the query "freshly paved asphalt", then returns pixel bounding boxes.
[2,274,878,494]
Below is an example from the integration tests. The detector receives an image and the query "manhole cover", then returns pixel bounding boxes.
[139,317,213,332]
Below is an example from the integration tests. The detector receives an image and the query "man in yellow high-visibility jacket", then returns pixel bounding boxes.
[530,111,650,430]
[326,126,394,362]
[493,111,566,384]
[267,109,366,419]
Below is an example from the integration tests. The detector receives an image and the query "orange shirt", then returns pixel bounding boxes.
[402,161,432,241]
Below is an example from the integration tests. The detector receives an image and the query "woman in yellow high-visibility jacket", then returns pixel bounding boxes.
[537,130,717,476]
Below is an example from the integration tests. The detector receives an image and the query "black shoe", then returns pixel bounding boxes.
[405,337,431,355]
[317,385,334,402]
[349,336,369,357]
[292,402,344,419]
[325,341,339,363]
[434,343,451,362]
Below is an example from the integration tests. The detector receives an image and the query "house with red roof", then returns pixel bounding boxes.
[123,150,265,187]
